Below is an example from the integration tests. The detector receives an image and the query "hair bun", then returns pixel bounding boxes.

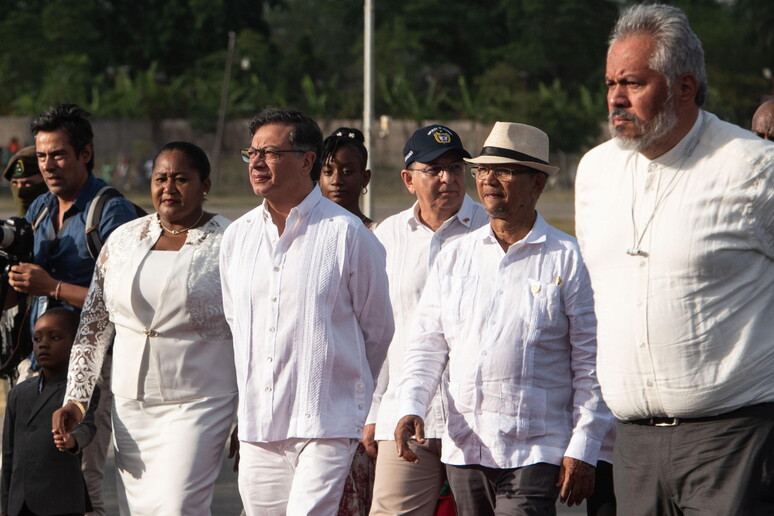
[332,127,365,143]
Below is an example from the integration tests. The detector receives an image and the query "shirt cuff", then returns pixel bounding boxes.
[397,399,427,421]
[365,405,378,426]
[564,432,603,466]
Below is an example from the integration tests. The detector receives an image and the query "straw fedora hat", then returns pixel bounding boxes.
[465,122,559,176]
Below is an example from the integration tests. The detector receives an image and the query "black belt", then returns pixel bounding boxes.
[623,403,774,427]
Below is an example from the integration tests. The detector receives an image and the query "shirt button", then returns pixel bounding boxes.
[358,404,364,410]
[266,357,273,362]
[305,413,311,418]
[269,327,275,332]
[646,380,653,387]
[271,297,277,302]
[273,266,280,272]
[639,342,646,349]
[265,386,272,392]
[482,351,487,356]
[639,260,646,268]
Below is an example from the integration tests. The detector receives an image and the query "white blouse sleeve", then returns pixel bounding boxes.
[64,240,115,406]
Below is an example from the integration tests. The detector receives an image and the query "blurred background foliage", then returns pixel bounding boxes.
[0,0,771,154]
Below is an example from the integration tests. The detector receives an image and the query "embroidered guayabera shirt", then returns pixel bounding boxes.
[397,215,611,469]
[576,111,774,420]
[367,195,489,441]
[220,187,393,442]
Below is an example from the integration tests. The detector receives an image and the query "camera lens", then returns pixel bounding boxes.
[0,226,15,249]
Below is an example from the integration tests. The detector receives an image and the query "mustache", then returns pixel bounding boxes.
[608,109,639,123]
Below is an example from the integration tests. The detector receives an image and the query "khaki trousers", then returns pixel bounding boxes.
[83,357,113,516]
[370,438,445,516]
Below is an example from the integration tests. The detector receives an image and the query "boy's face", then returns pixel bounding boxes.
[33,314,74,373]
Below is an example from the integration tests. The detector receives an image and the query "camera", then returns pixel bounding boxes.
[0,217,33,268]
[0,217,34,381]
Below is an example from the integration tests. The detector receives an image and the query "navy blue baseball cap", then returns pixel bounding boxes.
[403,125,470,168]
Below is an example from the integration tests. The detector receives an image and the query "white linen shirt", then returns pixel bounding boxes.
[397,215,612,469]
[220,186,394,443]
[576,111,774,420]
[367,195,489,441]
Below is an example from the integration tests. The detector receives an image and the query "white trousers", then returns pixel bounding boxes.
[239,438,358,516]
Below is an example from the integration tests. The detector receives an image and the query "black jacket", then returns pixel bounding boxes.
[1,372,99,515]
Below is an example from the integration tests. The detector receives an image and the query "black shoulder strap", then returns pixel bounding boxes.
[85,186,121,259]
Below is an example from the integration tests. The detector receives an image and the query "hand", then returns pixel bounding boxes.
[53,429,76,451]
[362,424,378,460]
[51,403,83,451]
[393,415,425,463]
[228,425,240,473]
[556,457,595,507]
[8,263,57,297]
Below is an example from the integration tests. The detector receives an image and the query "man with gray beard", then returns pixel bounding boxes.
[575,4,774,515]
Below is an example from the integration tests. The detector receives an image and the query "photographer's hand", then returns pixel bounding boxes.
[9,263,87,308]
[9,262,57,296]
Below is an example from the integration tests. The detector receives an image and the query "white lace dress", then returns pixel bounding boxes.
[65,213,238,516]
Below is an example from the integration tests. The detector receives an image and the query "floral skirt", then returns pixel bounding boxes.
[337,442,375,516]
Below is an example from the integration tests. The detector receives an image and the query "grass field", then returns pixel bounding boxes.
[0,183,577,235]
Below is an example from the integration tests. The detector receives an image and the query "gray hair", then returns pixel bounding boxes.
[609,3,707,106]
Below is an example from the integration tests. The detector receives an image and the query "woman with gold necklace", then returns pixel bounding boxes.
[53,141,237,515]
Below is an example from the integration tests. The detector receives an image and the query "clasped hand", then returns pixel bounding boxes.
[51,403,82,452]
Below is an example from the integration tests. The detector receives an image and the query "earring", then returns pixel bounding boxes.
[362,186,368,194]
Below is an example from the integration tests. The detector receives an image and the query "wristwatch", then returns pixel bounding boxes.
[67,400,87,422]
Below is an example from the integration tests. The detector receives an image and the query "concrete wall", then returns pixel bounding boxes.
[0,116,580,189]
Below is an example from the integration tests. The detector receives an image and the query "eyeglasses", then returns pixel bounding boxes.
[240,147,304,163]
[410,161,465,177]
[470,165,539,182]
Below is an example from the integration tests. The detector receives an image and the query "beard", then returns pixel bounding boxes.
[485,205,510,220]
[609,95,678,153]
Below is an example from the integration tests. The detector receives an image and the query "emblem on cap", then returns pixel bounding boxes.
[433,130,452,145]
[12,161,25,178]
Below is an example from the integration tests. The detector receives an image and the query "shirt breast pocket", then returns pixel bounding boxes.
[526,279,562,332]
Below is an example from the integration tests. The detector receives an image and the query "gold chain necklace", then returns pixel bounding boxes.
[159,211,205,235]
